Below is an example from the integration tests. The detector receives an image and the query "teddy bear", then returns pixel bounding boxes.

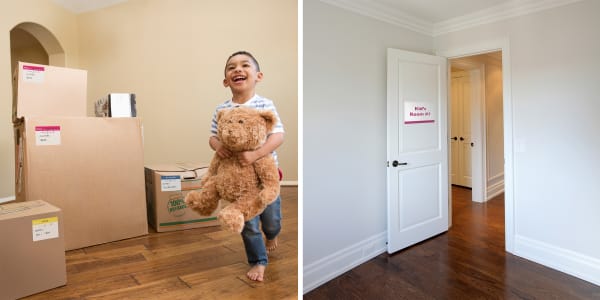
[184,106,280,233]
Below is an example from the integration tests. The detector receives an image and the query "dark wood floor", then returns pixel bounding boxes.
[305,186,600,299]
[23,186,298,300]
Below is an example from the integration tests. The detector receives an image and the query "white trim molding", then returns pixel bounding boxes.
[486,178,504,200]
[303,232,387,294]
[0,195,16,204]
[280,180,298,186]
[515,235,600,287]
[319,0,432,35]
[320,0,585,37]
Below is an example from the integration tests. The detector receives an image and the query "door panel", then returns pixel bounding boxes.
[397,165,441,230]
[451,72,473,187]
[387,48,449,254]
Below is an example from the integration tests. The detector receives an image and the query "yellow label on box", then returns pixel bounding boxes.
[32,216,59,241]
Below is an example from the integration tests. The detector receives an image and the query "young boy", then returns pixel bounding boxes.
[209,51,284,282]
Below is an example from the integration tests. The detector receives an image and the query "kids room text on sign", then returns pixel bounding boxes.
[404,102,435,124]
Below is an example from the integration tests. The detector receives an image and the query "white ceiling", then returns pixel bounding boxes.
[373,0,511,23]
[320,0,584,36]
[50,0,584,36]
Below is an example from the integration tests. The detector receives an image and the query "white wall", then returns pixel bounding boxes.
[303,0,434,292]
[305,0,600,292]
[436,0,600,285]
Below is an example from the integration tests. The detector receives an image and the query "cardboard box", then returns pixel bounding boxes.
[12,61,87,123]
[145,163,221,232]
[0,200,66,300]
[15,116,148,250]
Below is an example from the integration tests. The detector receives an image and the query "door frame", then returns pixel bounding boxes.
[437,38,514,253]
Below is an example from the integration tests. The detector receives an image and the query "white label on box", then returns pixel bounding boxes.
[22,65,45,83]
[35,126,61,145]
[161,175,181,191]
[32,217,59,242]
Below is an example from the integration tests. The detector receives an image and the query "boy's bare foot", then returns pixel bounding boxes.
[266,237,278,253]
[247,264,266,282]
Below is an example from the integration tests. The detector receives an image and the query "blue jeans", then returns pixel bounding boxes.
[241,195,282,266]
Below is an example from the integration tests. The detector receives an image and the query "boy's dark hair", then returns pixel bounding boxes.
[226,50,260,72]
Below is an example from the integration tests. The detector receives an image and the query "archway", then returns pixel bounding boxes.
[10,22,65,73]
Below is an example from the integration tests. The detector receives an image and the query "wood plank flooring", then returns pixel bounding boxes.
[22,186,298,300]
[305,186,600,299]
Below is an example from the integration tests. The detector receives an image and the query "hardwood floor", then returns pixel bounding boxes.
[305,186,600,299]
[22,186,298,300]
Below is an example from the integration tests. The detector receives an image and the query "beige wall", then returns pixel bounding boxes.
[0,1,79,199]
[77,0,298,182]
[1,0,298,199]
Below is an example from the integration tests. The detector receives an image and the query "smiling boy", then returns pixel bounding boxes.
[209,51,285,281]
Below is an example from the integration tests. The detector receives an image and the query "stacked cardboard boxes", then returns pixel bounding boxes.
[145,163,220,232]
[13,62,148,250]
[0,200,66,299]
[12,62,87,122]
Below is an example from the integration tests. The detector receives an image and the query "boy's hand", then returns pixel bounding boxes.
[238,150,259,166]
[216,145,232,158]
[210,136,232,158]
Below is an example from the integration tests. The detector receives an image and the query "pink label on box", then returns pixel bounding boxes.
[35,126,61,131]
[35,126,61,146]
[22,65,45,83]
[23,65,45,71]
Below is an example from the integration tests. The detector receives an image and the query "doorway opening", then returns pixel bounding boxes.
[10,22,65,69]
[448,50,506,242]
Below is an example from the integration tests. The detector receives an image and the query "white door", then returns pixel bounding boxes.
[450,71,473,187]
[450,66,486,202]
[387,48,449,253]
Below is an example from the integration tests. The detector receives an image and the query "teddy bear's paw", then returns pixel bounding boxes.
[184,191,200,207]
[195,206,217,216]
[218,210,245,233]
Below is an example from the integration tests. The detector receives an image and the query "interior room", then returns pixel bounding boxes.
[0,1,297,299]
[304,0,600,297]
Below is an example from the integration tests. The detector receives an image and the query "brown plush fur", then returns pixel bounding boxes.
[184,106,280,233]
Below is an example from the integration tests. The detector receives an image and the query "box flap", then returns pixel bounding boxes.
[145,163,208,180]
[0,200,60,220]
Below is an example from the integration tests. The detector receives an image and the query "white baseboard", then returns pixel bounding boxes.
[486,179,504,200]
[280,180,298,186]
[514,235,600,286]
[0,195,16,204]
[303,232,387,294]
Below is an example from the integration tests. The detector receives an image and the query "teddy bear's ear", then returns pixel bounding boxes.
[217,109,227,122]
[260,110,277,132]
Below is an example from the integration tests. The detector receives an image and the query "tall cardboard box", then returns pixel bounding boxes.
[15,116,148,250]
[0,200,66,300]
[145,163,221,232]
[12,62,87,123]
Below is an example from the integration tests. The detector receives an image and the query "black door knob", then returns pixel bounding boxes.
[392,160,407,167]
[459,137,464,141]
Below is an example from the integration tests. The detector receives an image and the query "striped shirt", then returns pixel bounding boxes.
[210,94,284,164]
